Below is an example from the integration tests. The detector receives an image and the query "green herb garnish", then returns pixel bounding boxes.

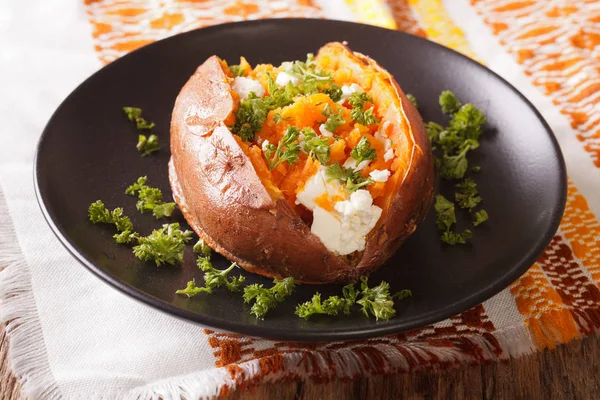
[264,126,301,170]
[125,176,176,219]
[322,84,343,102]
[357,277,411,321]
[301,127,330,164]
[123,107,155,130]
[325,163,373,193]
[434,195,472,245]
[347,92,380,126]
[350,136,377,167]
[473,209,489,226]
[279,54,333,95]
[454,178,482,211]
[193,239,212,258]
[243,277,296,319]
[133,223,193,266]
[295,284,358,320]
[229,64,245,77]
[176,257,245,297]
[88,200,138,244]
[406,93,418,109]
[439,90,462,115]
[136,134,160,156]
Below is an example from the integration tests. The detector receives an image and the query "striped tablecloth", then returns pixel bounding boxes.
[1,0,599,398]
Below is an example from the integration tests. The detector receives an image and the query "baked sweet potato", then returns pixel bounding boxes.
[169,42,434,284]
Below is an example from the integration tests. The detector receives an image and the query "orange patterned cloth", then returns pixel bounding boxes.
[0,1,599,398]
[82,0,600,392]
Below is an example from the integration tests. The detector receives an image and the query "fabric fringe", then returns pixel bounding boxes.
[0,188,62,399]
[123,324,538,400]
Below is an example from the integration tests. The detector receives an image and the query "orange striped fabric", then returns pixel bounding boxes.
[81,0,600,392]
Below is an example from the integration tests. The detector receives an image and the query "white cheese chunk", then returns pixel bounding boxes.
[338,83,363,103]
[369,169,390,183]
[319,124,334,137]
[313,190,382,255]
[295,167,343,211]
[231,77,265,100]
[343,157,370,171]
[275,71,300,87]
[384,148,394,162]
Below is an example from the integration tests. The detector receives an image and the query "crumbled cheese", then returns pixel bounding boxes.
[295,167,344,211]
[369,169,390,183]
[261,139,270,152]
[384,148,394,162]
[275,71,300,87]
[338,83,363,103]
[343,157,370,171]
[374,121,392,151]
[231,77,265,100]
[297,169,383,255]
[319,124,334,137]
[311,190,382,255]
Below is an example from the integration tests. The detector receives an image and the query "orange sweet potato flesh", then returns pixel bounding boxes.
[169,42,434,284]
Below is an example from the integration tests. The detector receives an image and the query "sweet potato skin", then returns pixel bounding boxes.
[169,45,434,283]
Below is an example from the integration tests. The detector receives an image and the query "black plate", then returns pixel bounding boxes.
[34,19,566,341]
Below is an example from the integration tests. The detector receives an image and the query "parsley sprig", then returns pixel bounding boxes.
[322,104,345,133]
[295,284,358,319]
[133,223,193,266]
[88,200,138,244]
[296,278,412,321]
[301,127,330,164]
[427,91,489,245]
[243,277,296,319]
[125,177,176,218]
[123,107,160,156]
[264,126,301,170]
[326,163,373,192]
[348,92,380,126]
[177,257,245,297]
[350,136,377,167]
[434,195,472,245]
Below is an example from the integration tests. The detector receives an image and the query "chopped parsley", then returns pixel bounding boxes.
[348,92,380,126]
[193,239,212,258]
[434,195,472,245]
[473,209,489,226]
[243,277,296,319]
[133,223,193,266]
[357,277,412,321]
[136,134,160,157]
[301,127,330,165]
[229,64,245,77]
[455,178,482,211]
[322,84,343,102]
[326,163,373,193]
[88,200,138,244]
[264,126,301,170]
[125,176,176,219]
[350,136,377,167]
[176,257,245,296]
[279,53,333,95]
[439,90,462,115]
[123,107,160,156]
[295,284,358,320]
[406,93,418,109]
[427,90,489,244]
[323,106,345,133]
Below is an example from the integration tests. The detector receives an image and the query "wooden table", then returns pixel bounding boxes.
[2,324,599,399]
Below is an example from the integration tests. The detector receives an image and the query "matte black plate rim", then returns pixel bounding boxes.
[33,18,567,342]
